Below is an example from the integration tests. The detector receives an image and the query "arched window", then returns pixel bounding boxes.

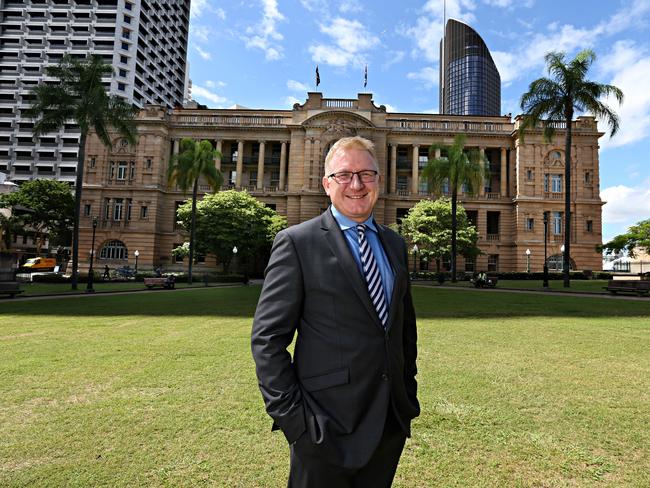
[99,240,128,260]
[546,254,575,271]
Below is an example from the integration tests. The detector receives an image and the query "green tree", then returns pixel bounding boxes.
[519,49,623,287]
[175,190,286,274]
[0,179,74,253]
[422,133,487,282]
[400,198,480,274]
[167,138,223,284]
[25,54,137,289]
[599,219,650,257]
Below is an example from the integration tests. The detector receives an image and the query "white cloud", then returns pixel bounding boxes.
[598,42,650,149]
[195,46,212,60]
[205,80,226,89]
[308,17,379,68]
[191,0,210,18]
[299,0,329,11]
[406,67,438,89]
[190,25,211,43]
[383,50,405,70]
[285,96,302,107]
[601,182,650,240]
[383,103,397,112]
[491,50,517,86]
[191,85,229,106]
[214,7,226,20]
[287,80,310,92]
[243,0,285,61]
[339,0,362,13]
[402,0,477,63]
[483,0,534,7]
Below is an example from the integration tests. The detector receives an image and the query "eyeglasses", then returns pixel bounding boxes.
[327,170,378,184]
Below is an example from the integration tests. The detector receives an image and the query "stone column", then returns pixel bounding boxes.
[215,140,222,172]
[390,144,397,194]
[257,141,266,190]
[500,147,507,197]
[304,138,312,190]
[236,140,244,188]
[411,145,419,195]
[478,147,480,197]
[173,139,179,155]
[279,141,287,191]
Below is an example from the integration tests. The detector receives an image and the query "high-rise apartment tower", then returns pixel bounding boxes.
[439,19,501,116]
[0,0,190,184]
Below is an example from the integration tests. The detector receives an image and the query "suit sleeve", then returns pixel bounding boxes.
[402,242,420,414]
[251,230,306,444]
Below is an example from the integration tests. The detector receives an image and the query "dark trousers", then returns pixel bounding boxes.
[288,409,407,488]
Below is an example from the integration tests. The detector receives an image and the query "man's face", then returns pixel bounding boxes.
[322,147,380,222]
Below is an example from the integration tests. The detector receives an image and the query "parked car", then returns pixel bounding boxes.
[21,257,57,272]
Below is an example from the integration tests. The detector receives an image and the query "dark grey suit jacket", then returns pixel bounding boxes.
[251,209,419,468]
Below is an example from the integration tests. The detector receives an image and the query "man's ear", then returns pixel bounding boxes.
[322,176,331,195]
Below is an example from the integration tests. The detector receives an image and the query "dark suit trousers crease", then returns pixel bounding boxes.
[288,408,407,488]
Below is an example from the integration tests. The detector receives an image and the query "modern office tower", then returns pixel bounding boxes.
[0,0,190,184]
[78,92,605,274]
[439,19,501,116]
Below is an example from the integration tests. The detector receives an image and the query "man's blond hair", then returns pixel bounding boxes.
[324,136,378,175]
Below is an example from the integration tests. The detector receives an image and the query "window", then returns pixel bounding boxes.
[89,157,96,168]
[228,171,236,186]
[122,29,130,39]
[584,171,592,185]
[129,162,135,180]
[586,220,593,232]
[119,69,127,78]
[126,199,132,221]
[145,158,152,170]
[84,204,91,217]
[117,82,126,91]
[526,169,534,181]
[113,198,124,220]
[526,218,534,231]
[100,240,128,260]
[488,254,499,272]
[249,171,257,186]
[551,174,562,193]
[120,55,128,64]
[103,198,111,219]
[396,175,408,191]
[464,256,475,272]
[121,42,129,51]
[117,161,128,179]
[173,243,184,262]
[125,1,133,10]
[140,205,148,219]
[123,15,132,24]
[553,211,563,235]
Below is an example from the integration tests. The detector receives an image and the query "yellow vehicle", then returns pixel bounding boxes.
[21,257,57,272]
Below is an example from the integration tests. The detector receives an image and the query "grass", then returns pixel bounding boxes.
[1,286,649,487]
[15,281,217,296]
[438,279,611,293]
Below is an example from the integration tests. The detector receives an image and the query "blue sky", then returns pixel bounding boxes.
[186,0,650,242]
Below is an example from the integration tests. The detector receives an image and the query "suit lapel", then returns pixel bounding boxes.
[321,211,384,330]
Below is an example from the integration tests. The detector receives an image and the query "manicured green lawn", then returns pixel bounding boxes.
[15,281,210,296]
[1,287,649,487]
[439,279,611,293]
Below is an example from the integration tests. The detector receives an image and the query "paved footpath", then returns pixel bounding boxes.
[415,282,650,302]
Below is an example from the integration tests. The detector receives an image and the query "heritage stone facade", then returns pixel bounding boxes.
[78,92,604,274]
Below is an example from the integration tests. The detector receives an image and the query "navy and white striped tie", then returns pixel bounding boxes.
[356,224,388,327]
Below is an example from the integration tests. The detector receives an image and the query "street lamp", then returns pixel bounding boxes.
[525,248,531,274]
[134,249,139,275]
[543,211,549,288]
[86,216,98,293]
[560,244,565,272]
[412,244,419,277]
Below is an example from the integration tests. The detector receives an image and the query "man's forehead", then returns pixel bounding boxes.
[330,148,377,169]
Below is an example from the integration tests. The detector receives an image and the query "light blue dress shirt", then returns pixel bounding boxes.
[331,205,395,306]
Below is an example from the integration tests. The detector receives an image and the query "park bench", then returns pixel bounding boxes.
[0,282,24,298]
[605,280,650,296]
[470,275,498,288]
[143,276,175,289]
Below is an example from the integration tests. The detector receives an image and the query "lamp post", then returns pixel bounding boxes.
[412,244,419,278]
[560,244,565,272]
[134,249,139,275]
[525,248,531,274]
[232,246,238,275]
[86,216,98,293]
[543,211,549,289]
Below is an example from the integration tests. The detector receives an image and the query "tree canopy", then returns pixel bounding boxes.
[599,219,650,257]
[400,198,480,271]
[175,190,286,273]
[0,179,74,253]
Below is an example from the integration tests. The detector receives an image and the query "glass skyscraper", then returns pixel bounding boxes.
[439,19,501,116]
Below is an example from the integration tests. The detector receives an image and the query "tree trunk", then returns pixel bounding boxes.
[70,131,86,290]
[451,189,458,282]
[563,114,572,288]
[188,178,198,284]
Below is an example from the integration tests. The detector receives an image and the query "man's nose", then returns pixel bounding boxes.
[350,173,364,189]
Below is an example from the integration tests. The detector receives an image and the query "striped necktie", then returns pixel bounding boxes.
[356,224,388,327]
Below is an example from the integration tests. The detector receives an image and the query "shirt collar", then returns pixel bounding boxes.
[330,205,377,232]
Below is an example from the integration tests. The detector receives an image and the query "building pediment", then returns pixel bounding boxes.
[302,111,376,133]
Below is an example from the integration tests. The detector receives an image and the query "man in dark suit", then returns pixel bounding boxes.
[252,136,419,487]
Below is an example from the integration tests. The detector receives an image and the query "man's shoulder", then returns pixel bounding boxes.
[376,222,405,245]
[277,212,327,243]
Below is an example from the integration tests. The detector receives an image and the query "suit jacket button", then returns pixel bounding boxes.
[381,373,389,381]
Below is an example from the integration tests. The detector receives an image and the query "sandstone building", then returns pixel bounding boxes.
[78,92,604,274]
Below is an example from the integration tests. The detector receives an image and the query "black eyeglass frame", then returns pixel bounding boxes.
[327,170,379,184]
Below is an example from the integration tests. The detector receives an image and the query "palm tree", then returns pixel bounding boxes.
[520,49,623,287]
[167,138,223,284]
[422,133,487,282]
[25,54,137,290]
